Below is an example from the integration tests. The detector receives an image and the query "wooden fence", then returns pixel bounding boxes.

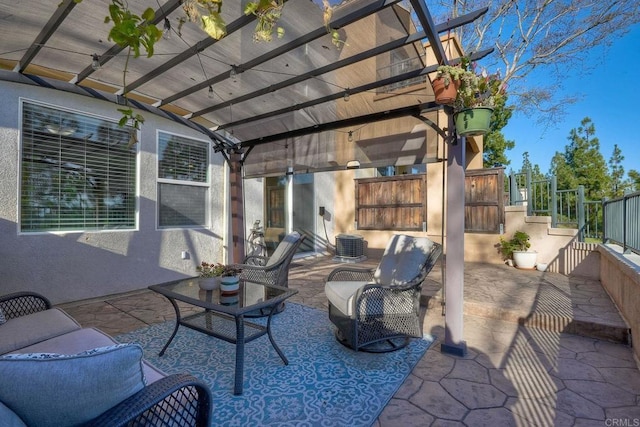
[355,174,425,231]
[354,167,505,233]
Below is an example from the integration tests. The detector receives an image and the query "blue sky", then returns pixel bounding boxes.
[502,23,640,177]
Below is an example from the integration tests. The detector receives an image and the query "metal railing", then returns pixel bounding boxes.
[603,191,640,255]
[376,56,427,94]
[507,171,603,241]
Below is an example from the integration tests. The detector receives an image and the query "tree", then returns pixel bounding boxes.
[628,170,640,193]
[483,91,515,167]
[550,117,610,198]
[434,0,640,121]
[520,152,544,181]
[608,144,626,198]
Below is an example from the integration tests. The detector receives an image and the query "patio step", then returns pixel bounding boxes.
[421,270,631,345]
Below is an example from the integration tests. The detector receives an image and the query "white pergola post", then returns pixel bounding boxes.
[441,123,468,356]
[286,165,294,234]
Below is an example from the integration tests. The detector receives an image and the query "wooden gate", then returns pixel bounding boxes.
[465,168,505,233]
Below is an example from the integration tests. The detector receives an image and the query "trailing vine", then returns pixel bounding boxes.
[244,0,285,42]
[322,0,346,49]
[178,0,227,40]
[103,0,162,146]
[70,0,343,146]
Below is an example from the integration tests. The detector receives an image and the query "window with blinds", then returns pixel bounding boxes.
[20,101,137,232]
[157,132,209,228]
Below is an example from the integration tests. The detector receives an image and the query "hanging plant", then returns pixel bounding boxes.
[117,108,145,148]
[101,0,162,145]
[105,0,162,58]
[322,0,346,49]
[180,0,227,40]
[244,0,286,42]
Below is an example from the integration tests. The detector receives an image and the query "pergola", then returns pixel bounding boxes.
[0,0,491,356]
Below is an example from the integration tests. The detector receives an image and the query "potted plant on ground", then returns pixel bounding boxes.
[431,64,466,105]
[499,231,538,269]
[452,58,506,136]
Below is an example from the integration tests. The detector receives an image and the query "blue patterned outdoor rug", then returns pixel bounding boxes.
[117,303,433,426]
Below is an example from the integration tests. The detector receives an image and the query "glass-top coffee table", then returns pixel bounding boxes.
[149,278,297,395]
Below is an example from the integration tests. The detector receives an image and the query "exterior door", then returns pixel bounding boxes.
[264,174,315,254]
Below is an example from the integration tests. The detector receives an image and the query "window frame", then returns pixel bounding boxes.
[156,130,211,230]
[18,98,139,234]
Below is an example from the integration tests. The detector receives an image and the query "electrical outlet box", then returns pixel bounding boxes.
[319,206,325,216]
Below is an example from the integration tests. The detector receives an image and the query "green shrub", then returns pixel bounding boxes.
[499,231,531,260]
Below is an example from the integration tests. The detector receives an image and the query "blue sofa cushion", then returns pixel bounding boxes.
[0,344,146,427]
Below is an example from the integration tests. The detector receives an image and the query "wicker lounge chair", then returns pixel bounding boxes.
[236,231,305,316]
[325,234,442,352]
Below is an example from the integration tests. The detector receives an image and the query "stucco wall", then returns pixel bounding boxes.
[0,81,226,304]
[598,245,640,362]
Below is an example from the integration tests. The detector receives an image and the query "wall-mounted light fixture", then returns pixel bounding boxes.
[346,160,360,170]
[208,85,215,99]
[347,131,353,142]
[343,90,350,102]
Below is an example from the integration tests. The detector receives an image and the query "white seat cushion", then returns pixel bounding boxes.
[374,235,434,286]
[266,231,301,267]
[325,280,369,317]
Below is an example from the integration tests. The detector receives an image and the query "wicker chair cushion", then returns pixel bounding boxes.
[0,308,5,325]
[373,235,435,286]
[325,280,370,317]
[266,231,301,267]
[0,344,146,427]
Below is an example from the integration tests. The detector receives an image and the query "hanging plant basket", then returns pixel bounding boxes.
[431,76,459,105]
[454,107,493,136]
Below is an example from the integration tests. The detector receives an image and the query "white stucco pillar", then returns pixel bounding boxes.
[442,123,468,356]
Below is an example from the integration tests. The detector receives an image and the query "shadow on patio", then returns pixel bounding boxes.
[61,257,640,426]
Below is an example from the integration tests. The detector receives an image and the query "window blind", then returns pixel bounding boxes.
[20,102,137,232]
[157,132,209,228]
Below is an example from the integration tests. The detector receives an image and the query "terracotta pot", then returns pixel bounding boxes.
[431,76,458,105]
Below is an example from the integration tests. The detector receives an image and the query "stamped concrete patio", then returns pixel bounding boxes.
[60,257,640,426]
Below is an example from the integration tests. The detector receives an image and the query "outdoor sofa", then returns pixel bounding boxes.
[0,291,211,427]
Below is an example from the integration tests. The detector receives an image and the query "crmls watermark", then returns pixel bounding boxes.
[605,419,640,427]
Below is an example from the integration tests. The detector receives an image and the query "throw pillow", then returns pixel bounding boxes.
[0,400,27,427]
[0,344,146,427]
